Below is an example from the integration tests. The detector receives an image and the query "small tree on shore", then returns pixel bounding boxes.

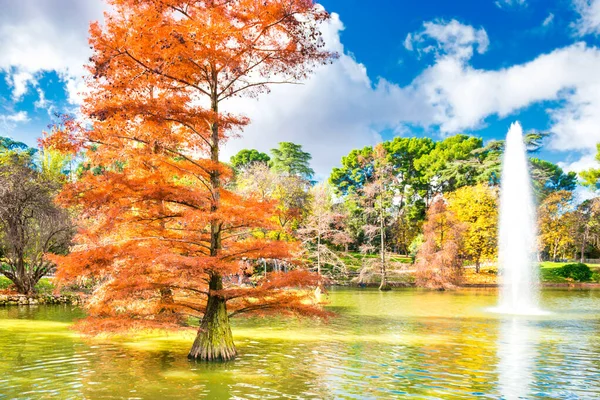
[0,152,72,295]
[299,182,351,275]
[415,198,466,290]
[358,144,396,291]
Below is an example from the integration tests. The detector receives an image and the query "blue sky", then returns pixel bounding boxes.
[1,0,600,177]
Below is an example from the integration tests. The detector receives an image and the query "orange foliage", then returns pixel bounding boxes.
[45,0,335,336]
[415,198,466,290]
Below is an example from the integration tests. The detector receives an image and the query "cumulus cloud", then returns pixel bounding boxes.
[411,42,600,158]
[559,152,598,173]
[573,0,600,35]
[404,20,489,60]
[2,1,600,178]
[0,0,105,102]
[222,13,434,177]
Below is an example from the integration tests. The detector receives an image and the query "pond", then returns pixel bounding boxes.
[1,288,600,399]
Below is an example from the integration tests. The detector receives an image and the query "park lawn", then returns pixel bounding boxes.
[462,267,499,285]
[462,262,600,285]
[539,261,600,283]
[340,252,412,272]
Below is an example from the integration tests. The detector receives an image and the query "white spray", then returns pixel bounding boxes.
[496,122,541,314]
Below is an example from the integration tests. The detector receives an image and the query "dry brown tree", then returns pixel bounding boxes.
[415,198,466,290]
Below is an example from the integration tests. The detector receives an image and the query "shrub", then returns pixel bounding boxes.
[554,263,592,282]
[591,272,600,283]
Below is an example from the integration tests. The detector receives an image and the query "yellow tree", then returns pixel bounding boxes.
[447,184,498,273]
[538,191,574,261]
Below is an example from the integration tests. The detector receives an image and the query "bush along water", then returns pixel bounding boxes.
[553,263,593,282]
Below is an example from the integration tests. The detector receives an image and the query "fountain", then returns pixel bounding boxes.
[495,122,542,314]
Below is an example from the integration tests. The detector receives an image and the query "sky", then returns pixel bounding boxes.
[1,0,600,180]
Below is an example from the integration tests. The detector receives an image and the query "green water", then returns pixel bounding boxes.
[1,288,600,399]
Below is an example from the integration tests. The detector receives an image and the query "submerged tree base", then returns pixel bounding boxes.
[188,276,237,362]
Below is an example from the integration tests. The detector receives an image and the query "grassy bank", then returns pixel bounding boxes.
[462,262,600,285]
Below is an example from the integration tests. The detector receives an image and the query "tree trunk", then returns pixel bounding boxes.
[581,228,588,263]
[475,259,481,274]
[189,71,236,361]
[379,206,390,291]
[14,279,35,296]
[188,274,236,361]
[12,266,36,296]
[317,233,321,275]
[159,287,175,313]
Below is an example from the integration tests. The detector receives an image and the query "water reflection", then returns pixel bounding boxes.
[497,317,538,399]
[1,289,600,399]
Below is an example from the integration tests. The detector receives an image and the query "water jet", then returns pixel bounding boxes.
[495,122,544,315]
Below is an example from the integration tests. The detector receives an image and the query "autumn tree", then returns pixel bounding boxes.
[357,144,397,291]
[447,184,498,273]
[538,191,575,261]
[44,0,335,361]
[572,198,600,262]
[0,151,73,295]
[236,162,311,241]
[298,182,351,275]
[415,199,466,290]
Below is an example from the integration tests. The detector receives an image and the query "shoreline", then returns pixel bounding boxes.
[330,282,600,289]
[0,293,82,306]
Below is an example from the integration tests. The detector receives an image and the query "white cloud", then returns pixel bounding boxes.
[222,13,434,177]
[559,152,598,173]
[543,13,555,27]
[404,20,489,60]
[409,41,600,162]
[6,71,35,101]
[4,111,29,123]
[495,0,527,9]
[0,111,30,132]
[573,0,600,35]
[0,0,105,101]
[1,2,600,179]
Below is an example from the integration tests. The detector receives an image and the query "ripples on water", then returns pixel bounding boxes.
[1,289,599,399]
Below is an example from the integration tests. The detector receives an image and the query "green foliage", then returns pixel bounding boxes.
[553,263,592,282]
[230,149,270,170]
[270,142,314,180]
[330,146,377,195]
[408,234,424,263]
[0,275,55,293]
[580,143,600,190]
[530,158,577,201]
[0,136,36,156]
[591,272,600,283]
[414,135,483,192]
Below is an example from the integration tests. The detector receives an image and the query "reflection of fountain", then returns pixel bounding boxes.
[495,122,542,314]
[497,317,537,398]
